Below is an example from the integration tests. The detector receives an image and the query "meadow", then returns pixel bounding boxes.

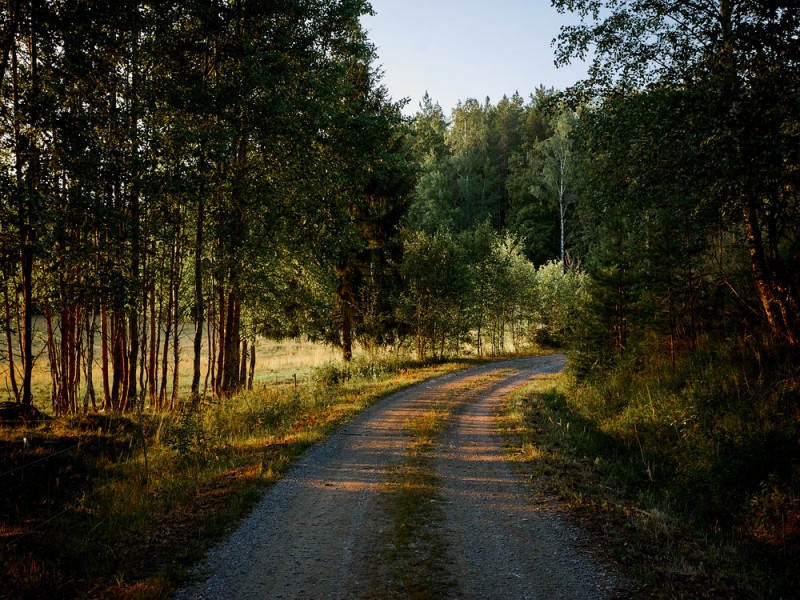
[1,316,340,408]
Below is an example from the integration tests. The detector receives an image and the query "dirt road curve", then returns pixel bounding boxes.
[176,355,621,600]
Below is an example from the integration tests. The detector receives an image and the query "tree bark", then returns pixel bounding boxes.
[248,342,255,390]
[159,240,176,409]
[215,283,226,394]
[101,301,111,409]
[11,5,33,407]
[2,279,20,402]
[191,192,204,397]
[221,291,240,392]
[239,339,248,388]
[84,307,96,412]
[148,270,157,406]
[128,189,140,407]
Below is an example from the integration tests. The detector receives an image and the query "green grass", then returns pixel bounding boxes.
[0,353,482,600]
[369,406,456,600]
[501,344,800,599]
[368,372,507,600]
[1,324,340,406]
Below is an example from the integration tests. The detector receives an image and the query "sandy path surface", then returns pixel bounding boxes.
[176,355,620,599]
[436,355,619,599]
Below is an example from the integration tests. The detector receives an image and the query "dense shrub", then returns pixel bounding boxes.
[564,341,800,542]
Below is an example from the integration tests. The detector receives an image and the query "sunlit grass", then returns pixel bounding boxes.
[371,402,455,599]
[369,372,508,599]
[1,319,339,406]
[0,353,476,599]
[502,358,799,600]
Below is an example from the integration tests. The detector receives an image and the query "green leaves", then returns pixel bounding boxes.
[558,0,800,349]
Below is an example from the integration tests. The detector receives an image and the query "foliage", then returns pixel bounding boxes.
[531,260,589,346]
[0,0,409,410]
[555,0,800,348]
[166,399,210,467]
[397,227,472,359]
[0,357,473,598]
[505,352,800,597]
[406,89,579,267]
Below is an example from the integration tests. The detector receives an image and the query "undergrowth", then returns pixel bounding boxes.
[0,353,477,600]
[504,341,799,599]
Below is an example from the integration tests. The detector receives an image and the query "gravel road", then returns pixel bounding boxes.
[176,355,621,600]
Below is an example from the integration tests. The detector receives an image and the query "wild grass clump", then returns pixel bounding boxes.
[314,353,421,387]
[505,340,799,598]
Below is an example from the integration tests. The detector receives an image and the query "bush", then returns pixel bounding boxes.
[166,400,210,467]
[565,340,800,540]
[532,260,590,347]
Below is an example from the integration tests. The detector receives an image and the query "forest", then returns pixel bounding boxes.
[0,0,595,415]
[1,0,799,597]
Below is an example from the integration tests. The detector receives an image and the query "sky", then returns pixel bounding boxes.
[361,0,590,116]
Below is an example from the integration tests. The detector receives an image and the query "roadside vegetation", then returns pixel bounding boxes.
[369,394,457,599]
[504,347,799,599]
[1,353,479,600]
[1,2,797,599]
[370,373,507,599]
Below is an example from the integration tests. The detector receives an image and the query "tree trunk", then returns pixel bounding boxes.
[205,290,214,396]
[341,300,353,362]
[111,309,128,411]
[11,10,33,407]
[2,279,20,402]
[248,342,255,390]
[84,307,96,412]
[148,273,157,406]
[744,205,798,346]
[238,340,246,386]
[559,157,567,273]
[159,241,176,409]
[191,192,204,397]
[128,203,140,407]
[101,301,111,409]
[215,284,226,394]
[44,308,58,411]
[221,291,240,392]
[171,294,180,408]
[337,259,355,362]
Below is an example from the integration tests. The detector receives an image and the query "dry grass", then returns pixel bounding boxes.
[0,317,339,406]
[0,354,478,599]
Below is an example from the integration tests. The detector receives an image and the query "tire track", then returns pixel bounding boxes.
[435,355,620,599]
[176,355,620,599]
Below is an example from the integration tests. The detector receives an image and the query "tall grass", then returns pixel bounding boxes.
[504,340,800,598]
[0,323,339,405]
[0,352,474,599]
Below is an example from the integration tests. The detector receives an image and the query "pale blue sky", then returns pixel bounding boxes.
[361,1,590,115]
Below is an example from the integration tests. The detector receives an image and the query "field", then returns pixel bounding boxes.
[0,316,340,408]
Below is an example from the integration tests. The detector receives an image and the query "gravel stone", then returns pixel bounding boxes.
[175,355,623,600]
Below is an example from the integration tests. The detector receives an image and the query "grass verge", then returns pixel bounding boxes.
[0,355,484,600]
[369,372,508,600]
[501,368,799,599]
[368,402,457,600]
